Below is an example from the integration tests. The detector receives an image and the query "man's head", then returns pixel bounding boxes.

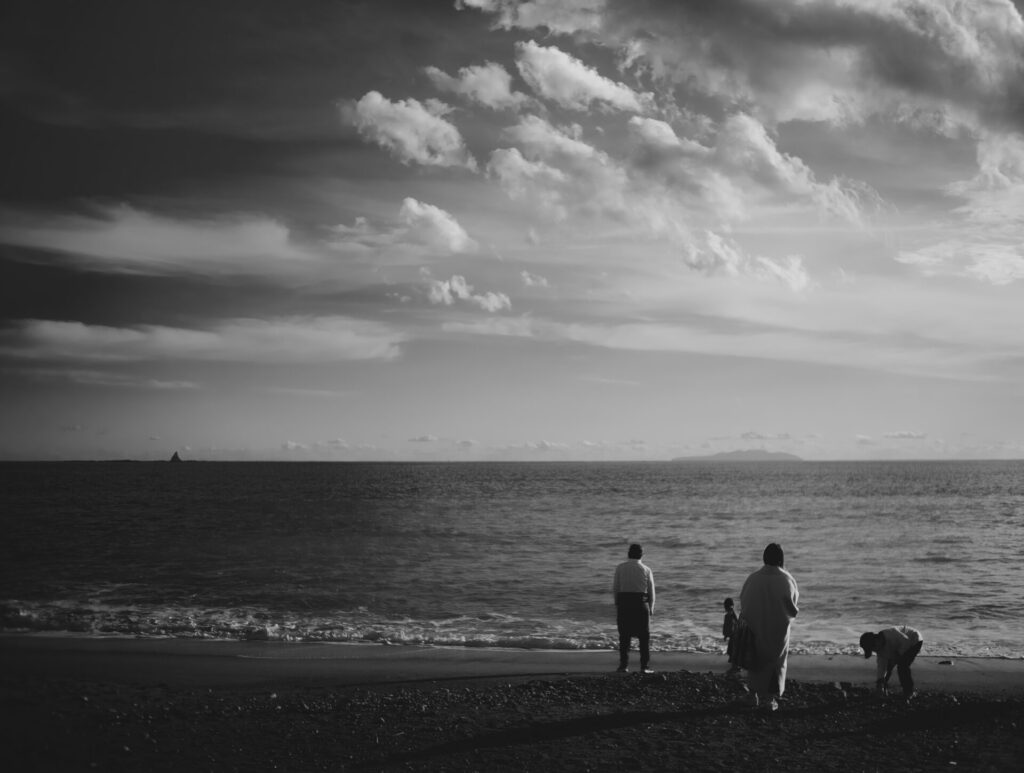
[763,542,785,567]
[859,631,883,658]
[628,543,643,559]
[724,597,734,610]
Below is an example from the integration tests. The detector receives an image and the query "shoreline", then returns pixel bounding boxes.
[4,635,1023,771]
[4,634,1024,695]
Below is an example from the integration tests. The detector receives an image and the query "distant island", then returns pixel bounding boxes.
[671,450,803,462]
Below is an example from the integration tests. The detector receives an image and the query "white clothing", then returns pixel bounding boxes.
[612,559,655,613]
[739,564,799,697]
[875,626,922,681]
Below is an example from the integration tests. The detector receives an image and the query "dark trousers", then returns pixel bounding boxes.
[616,593,650,668]
[885,640,923,695]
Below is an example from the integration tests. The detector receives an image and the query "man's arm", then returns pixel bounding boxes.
[647,570,655,615]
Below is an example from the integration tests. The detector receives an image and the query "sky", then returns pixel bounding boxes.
[2,0,1024,462]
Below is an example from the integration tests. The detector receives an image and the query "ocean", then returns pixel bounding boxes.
[1,460,1022,658]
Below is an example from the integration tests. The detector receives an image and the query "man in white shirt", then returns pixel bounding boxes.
[612,543,655,673]
[860,625,924,699]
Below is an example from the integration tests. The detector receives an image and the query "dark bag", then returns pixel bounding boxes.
[732,618,757,670]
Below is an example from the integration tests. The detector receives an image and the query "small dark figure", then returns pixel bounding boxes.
[612,543,655,673]
[860,625,923,700]
[723,597,740,675]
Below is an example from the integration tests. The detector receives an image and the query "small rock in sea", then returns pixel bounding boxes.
[938,660,954,666]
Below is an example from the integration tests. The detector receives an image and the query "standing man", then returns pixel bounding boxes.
[739,543,799,711]
[859,625,923,700]
[612,543,655,673]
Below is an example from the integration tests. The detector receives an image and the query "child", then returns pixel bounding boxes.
[722,597,740,675]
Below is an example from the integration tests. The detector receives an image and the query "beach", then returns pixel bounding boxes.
[3,636,1023,771]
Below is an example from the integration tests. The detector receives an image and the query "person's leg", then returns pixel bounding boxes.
[897,640,924,695]
[617,623,630,669]
[883,663,896,691]
[639,629,650,670]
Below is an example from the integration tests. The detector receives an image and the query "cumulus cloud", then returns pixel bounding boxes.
[514,40,650,112]
[456,0,605,35]
[424,62,531,110]
[713,114,876,225]
[884,431,928,440]
[409,435,439,442]
[485,110,873,288]
[341,91,478,170]
[496,115,631,219]
[486,147,569,220]
[520,270,549,287]
[2,317,406,364]
[330,198,478,263]
[425,274,512,312]
[399,198,477,253]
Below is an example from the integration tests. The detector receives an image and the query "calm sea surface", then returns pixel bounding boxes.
[1,460,1022,658]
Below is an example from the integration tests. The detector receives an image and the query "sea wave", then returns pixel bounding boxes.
[3,600,1021,659]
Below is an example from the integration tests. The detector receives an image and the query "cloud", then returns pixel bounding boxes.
[522,439,570,451]
[20,368,200,390]
[486,147,569,220]
[440,292,1012,381]
[330,199,479,265]
[0,204,321,279]
[409,435,439,442]
[884,431,928,440]
[753,255,812,292]
[425,274,512,312]
[424,62,531,110]
[2,317,406,364]
[897,131,1024,285]
[485,112,871,287]
[341,91,478,170]
[514,40,650,112]
[399,198,478,253]
[520,270,549,287]
[456,0,605,35]
[496,115,631,220]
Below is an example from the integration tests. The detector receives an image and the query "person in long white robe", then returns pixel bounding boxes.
[739,543,799,705]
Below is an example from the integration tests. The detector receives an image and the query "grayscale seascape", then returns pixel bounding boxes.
[4,460,1021,658]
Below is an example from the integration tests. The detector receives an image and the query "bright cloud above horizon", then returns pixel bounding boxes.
[1,0,1023,462]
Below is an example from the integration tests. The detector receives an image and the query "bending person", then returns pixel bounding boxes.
[739,542,800,711]
[859,625,923,700]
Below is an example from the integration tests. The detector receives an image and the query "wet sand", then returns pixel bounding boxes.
[3,636,1023,770]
